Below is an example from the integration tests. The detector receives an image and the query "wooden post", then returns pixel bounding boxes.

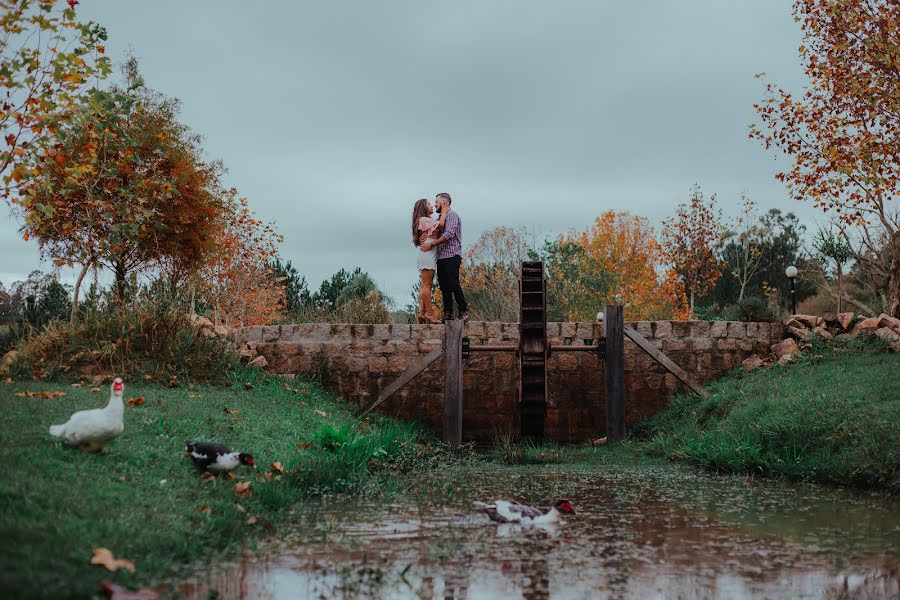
[604,304,625,440]
[443,319,464,448]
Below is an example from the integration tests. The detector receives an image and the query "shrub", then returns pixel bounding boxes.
[6,296,237,383]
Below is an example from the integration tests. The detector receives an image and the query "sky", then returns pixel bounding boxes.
[0,0,818,305]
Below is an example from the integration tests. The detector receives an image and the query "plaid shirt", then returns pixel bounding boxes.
[436,210,462,260]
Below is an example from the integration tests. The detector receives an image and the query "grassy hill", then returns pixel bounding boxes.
[637,337,900,493]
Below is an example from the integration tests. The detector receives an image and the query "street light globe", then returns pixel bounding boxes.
[785,265,798,278]
[596,311,604,322]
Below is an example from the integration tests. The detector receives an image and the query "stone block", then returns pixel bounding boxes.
[635,321,652,338]
[692,338,713,351]
[373,324,392,340]
[710,321,728,338]
[716,338,737,350]
[351,324,374,338]
[262,325,281,342]
[653,321,673,339]
[557,354,578,371]
[745,322,758,337]
[369,356,388,371]
[346,357,366,372]
[392,324,412,339]
[688,321,710,339]
[465,321,485,338]
[738,339,755,352]
[727,322,746,339]
[576,323,594,340]
[501,323,519,339]
[546,322,562,339]
[561,322,577,339]
[663,340,687,352]
[273,342,301,357]
[494,353,515,370]
[388,355,409,371]
[486,322,503,339]
[330,323,352,339]
[671,321,690,337]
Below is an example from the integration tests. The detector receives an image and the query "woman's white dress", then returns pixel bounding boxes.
[417,216,438,271]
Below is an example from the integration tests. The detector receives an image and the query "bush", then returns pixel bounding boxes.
[6,296,237,383]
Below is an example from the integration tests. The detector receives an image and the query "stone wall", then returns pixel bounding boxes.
[231,321,783,444]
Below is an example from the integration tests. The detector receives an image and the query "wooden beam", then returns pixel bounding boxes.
[443,319,464,448]
[359,347,443,418]
[604,305,626,440]
[623,325,710,398]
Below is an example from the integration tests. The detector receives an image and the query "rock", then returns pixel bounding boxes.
[771,338,800,360]
[816,316,825,327]
[785,318,806,330]
[877,314,900,332]
[239,347,257,360]
[822,311,837,324]
[787,314,818,328]
[874,327,900,344]
[199,327,216,339]
[813,326,833,340]
[777,353,795,366]
[787,326,810,341]
[837,312,855,330]
[213,325,229,337]
[189,313,214,330]
[1,350,17,366]
[854,316,880,334]
[247,355,269,369]
[742,355,766,372]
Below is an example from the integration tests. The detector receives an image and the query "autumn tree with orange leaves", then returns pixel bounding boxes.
[661,185,725,314]
[1,0,111,200]
[750,0,900,316]
[196,190,285,328]
[14,58,224,321]
[552,211,688,321]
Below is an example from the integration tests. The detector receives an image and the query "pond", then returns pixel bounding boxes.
[167,462,899,599]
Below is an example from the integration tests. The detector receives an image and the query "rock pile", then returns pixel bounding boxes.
[742,311,900,372]
[188,313,228,338]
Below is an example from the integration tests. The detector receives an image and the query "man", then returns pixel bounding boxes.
[421,192,468,322]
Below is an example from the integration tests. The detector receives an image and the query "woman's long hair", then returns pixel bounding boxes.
[411,198,430,247]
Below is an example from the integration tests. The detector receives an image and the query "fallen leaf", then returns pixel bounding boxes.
[16,390,67,399]
[223,407,240,415]
[271,461,284,474]
[199,505,212,515]
[90,387,101,393]
[299,388,309,395]
[168,377,178,388]
[283,383,296,392]
[14,391,26,397]
[70,382,83,388]
[314,409,327,418]
[100,580,159,600]
[243,382,254,390]
[188,393,203,399]
[223,472,236,480]
[2,378,13,384]
[297,442,311,450]
[126,396,145,407]
[593,437,608,446]
[144,374,153,381]
[91,548,135,573]
[233,481,252,498]
[245,515,259,526]
[201,472,215,482]
[235,502,246,513]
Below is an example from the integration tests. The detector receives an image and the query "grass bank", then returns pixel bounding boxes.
[636,338,900,493]
[0,371,441,599]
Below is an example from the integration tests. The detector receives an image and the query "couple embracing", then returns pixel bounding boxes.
[411,192,468,324]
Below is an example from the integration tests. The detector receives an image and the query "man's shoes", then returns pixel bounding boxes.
[442,312,453,324]
[460,311,469,322]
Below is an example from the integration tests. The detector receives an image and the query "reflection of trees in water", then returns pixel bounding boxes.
[519,544,550,600]
[594,484,631,600]
[443,570,468,599]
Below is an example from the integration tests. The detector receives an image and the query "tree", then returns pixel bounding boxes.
[196,191,284,328]
[14,57,224,320]
[723,196,767,303]
[812,224,857,313]
[661,186,725,314]
[313,268,362,312]
[1,0,112,199]
[566,211,688,321]
[750,0,900,316]
[531,238,615,322]
[270,258,311,315]
[461,226,529,322]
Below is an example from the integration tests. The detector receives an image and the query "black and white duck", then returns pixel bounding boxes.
[185,440,255,473]
[473,499,576,525]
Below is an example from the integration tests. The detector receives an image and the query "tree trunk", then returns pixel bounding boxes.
[836,263,843,314]
[889,231,900,318]
[70,261,92,324]
[114,260,127,305]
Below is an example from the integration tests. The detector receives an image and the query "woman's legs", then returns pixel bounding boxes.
[419,269,435,322]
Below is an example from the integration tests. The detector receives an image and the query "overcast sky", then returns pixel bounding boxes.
[1,0,817,305]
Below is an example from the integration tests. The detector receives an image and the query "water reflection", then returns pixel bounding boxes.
[169,465,899,599]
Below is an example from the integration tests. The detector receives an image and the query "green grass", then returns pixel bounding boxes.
[0,371,435,599]
[636,338,900,493]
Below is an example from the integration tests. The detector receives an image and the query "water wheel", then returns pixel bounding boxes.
[519,261,548,439]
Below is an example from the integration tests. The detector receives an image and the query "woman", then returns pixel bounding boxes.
[412,198,445,324]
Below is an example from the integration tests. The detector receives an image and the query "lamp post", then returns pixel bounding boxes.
[785,265,798,315]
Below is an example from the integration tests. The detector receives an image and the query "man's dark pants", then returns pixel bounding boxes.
[436,255,467,317]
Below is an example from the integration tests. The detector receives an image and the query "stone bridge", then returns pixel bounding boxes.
[231,320,783,443]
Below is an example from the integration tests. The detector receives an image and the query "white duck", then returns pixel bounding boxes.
[473,499,576,525]
[49,377,125,452]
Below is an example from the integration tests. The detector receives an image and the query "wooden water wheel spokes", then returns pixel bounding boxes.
[519,260,548,439]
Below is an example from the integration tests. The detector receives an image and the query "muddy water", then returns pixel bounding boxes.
[170,464,899,599]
